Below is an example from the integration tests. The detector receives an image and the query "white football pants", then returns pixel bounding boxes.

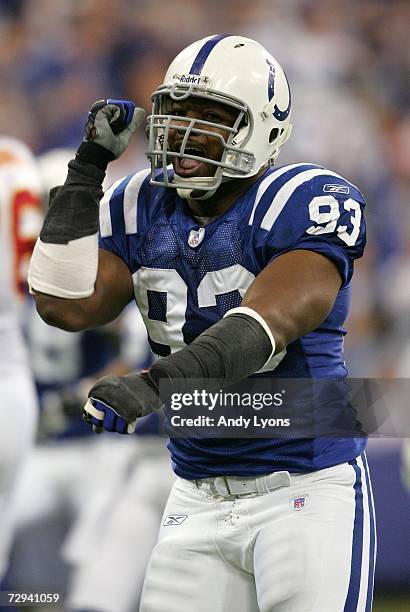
[140,453,376,612]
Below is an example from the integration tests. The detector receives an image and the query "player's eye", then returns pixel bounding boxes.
[170,106,185,117]
[204,111,222,122]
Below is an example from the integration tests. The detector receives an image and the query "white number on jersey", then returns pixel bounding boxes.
[133,264,286,372]
[306,195,362,247]
[133,264,254,353]
[133,267,188,352]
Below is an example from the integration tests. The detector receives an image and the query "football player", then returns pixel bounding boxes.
[0,136,42,584]
[28,36,376,611]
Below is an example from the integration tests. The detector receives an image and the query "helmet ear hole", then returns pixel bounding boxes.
[269,128,279,144]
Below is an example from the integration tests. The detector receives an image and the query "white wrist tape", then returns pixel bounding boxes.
[224,306,276,364]
[28,233,98,299]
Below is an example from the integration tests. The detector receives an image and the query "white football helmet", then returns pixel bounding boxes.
[147,34,292,198]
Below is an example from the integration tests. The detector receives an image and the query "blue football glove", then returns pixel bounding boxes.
[83,397,135,434]
[82,372,161,435]
[84,98,145,159]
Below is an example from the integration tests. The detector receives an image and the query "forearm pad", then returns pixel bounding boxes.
[28,152,107,298]
[28,233,99,299]
[148,312,274,395]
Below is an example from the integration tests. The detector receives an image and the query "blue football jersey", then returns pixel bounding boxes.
[99,163,367,479]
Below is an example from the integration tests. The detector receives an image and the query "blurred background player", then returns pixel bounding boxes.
[0,136,42,587]
[9,302,174,612]
[5,149,174,612]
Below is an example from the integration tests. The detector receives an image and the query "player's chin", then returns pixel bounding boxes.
[172,157,214,178]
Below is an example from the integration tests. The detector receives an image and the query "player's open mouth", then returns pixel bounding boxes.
[174,158,207,176]
[173,146,209,177]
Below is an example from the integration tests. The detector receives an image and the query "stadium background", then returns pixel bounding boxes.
[0,0,409,610]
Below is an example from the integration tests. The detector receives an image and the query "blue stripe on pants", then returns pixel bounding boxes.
[344,458,364,612]
[362,453,376,612]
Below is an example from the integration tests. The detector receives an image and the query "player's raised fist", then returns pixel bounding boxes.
[83,99,145,159]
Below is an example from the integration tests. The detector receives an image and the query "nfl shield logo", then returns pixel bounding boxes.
[188,227,205,248]
[293,497,306,510]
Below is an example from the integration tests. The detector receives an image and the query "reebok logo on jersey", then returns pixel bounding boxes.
[163,514,188,526]
[323,184,350,194]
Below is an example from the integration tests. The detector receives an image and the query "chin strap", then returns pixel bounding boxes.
[176,176,216,200]
[177,187,217,200]
[176,174,233,200]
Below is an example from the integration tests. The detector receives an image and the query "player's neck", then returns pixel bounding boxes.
[187,168,266,224]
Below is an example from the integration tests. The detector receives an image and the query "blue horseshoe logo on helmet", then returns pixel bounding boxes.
[266,59,291,122]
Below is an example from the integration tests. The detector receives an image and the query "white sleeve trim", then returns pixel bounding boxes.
[223,306,276,366]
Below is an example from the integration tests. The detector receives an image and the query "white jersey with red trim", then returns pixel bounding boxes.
[0,137,42,370]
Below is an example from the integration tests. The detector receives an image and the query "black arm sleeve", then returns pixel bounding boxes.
[40,143,114,245]
[148,313,272,395]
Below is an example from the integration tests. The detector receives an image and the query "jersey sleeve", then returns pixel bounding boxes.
[98,169,150,269]
[253,168,366,286]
